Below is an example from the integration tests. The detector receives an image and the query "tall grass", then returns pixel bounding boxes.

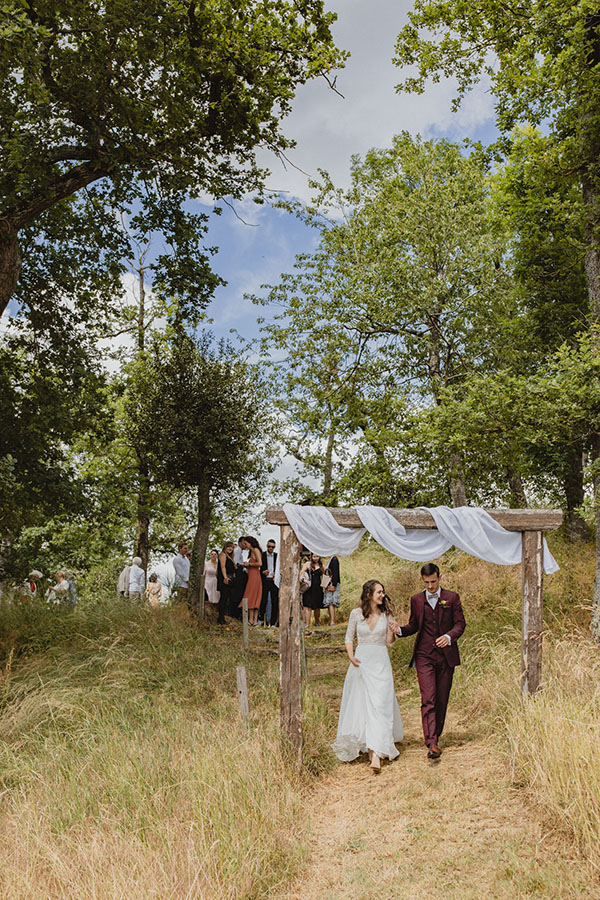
[342,537,600,867]
[0,597,330,899]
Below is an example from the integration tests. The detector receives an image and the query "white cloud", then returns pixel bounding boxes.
[257,0,495,203]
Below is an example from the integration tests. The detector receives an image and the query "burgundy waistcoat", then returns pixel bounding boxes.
[415,599,443,656]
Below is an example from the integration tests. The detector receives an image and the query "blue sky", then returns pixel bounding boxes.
[195,0,498,349]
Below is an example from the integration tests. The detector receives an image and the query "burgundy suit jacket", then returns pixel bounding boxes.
[398,588,466,668]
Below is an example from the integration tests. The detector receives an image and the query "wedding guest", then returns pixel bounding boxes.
[46,570,73,606]
[117,563,131,598]
[203,549,220,608]
[333,580,403,770]
[299,553,324,627]
[241,536,263,626]
[128,556,146,602]
[145,573,162,607]
[172,542,190,603]
[217,541,236,625]
[230,536,247,620]
[20,569,42,602]
[324,554,341,626]
[259,539,279,627]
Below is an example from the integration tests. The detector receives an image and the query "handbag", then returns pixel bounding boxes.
[320,573,331,590]
[299,572,311,594]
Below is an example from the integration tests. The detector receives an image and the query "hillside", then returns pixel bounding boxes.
[0,536,598,898]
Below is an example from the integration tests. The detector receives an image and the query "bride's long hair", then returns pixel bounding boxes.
[360,579,394,619]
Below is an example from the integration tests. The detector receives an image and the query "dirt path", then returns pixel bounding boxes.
[271,641,595,900]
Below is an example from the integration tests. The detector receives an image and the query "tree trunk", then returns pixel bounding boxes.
[582,175,600,637]
[563,441,588,541]
[133,262,150,573]
[322,421,335,498]
[189,479,211,613]
[135,454,151,574]
[0,226,21,317]
[448,451,467,507]
[507,469,527,508]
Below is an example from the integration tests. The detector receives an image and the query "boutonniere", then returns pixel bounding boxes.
[439,598,451,607]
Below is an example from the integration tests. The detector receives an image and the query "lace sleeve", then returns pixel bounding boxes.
[344,608,358,645]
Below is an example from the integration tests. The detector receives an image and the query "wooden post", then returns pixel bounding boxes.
[279,524,303,764]
[242,597,249,651]
[521,530,544,696]
[236,665,250,721]
[300,621,308,682]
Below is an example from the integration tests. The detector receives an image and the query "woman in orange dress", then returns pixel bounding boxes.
[240,535,263,625]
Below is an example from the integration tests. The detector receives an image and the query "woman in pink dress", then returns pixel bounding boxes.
[203,549,221,607]
[240,535,263,625]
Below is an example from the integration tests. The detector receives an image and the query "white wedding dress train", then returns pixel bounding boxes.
[333,608,403,762]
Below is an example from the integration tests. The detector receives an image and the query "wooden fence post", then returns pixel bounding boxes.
[521,530,544,696]
[236,665,250,721]
[279,524,303,764]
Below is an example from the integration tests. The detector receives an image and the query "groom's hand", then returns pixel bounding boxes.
[435,635,450,648]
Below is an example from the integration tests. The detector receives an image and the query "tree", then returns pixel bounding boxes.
[128,334,274,610]
[0,321,111,586]
[256,133,511,505]
[394,0,600,617]
[491,128,590,537]
[0,0,345,314]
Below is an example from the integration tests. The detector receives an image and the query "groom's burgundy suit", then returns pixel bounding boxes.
[398,589,466,748]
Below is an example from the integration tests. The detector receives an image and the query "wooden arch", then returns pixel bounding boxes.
[266,506,563,764]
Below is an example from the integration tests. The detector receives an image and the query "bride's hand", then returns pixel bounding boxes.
[350,656,361,667]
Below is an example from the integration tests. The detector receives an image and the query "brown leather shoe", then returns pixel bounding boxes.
[427,744,442,759]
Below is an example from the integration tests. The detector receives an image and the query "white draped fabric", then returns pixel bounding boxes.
[281,503,559,575]
[283,503,366,557]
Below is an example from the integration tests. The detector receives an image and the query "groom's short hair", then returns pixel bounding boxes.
[421,563,440,577]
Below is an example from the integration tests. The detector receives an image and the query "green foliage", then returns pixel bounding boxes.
[0,0,346,315]
[255,133,511,504]
[128,334,273,500]
[394,0,600,178]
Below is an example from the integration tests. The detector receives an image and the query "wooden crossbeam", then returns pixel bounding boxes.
[267,507,562,531]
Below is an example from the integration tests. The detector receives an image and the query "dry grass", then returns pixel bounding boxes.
[0,598,332,900]
[0,535,599,898]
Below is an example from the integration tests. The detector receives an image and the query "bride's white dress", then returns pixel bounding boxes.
[333,608,404,761]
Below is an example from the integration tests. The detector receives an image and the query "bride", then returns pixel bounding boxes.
[332,580,403,771]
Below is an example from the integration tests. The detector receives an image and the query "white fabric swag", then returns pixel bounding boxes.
[282,503,559,575]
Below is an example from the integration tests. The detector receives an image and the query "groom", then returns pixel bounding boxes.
[392,563,466,759]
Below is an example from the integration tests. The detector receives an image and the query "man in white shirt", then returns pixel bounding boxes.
[172,542,191,603]
[128,556,146,602]
[259,539,279,626]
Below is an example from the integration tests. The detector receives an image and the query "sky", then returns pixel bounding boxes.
[191,0,499,546]
[197,0,497,351]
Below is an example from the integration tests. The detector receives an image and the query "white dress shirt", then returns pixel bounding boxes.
[129,564,146,594]
[233,546,245,566]
[265,552,275,577]
[172,554,190,588]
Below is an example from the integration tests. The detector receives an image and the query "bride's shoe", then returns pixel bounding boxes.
[370,753,381,772]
